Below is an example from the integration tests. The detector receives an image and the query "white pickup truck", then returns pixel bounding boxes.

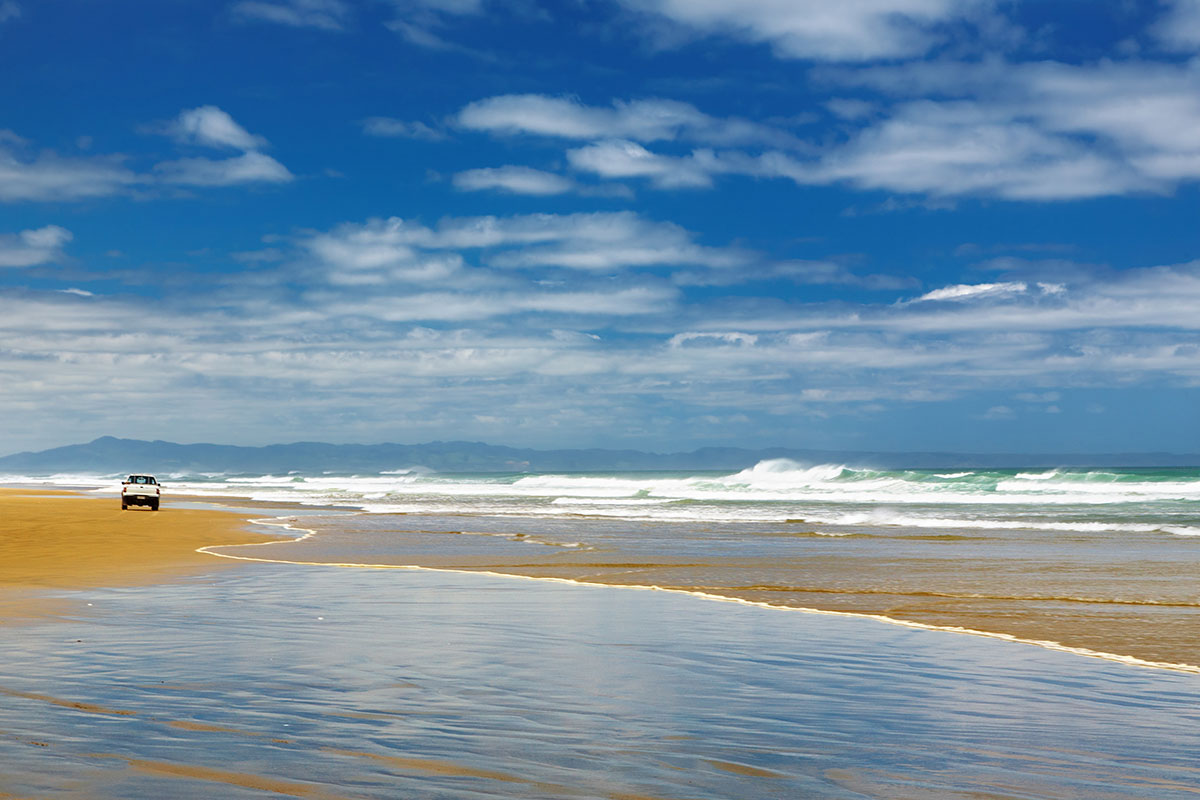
[121,474,161,510]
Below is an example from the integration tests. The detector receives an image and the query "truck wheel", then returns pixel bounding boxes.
[121,501,128,510]
[150,499,159,511]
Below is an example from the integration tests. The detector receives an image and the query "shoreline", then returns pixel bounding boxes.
[199,517,1200,676]
[5,488,1196,675]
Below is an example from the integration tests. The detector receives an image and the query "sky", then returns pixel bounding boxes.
[2,0,1200,456]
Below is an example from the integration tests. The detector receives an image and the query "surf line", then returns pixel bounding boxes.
[197,516,1200,678]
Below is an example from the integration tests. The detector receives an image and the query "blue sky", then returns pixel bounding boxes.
[2,0,1199,455]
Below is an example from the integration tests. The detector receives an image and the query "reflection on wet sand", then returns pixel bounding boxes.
[219,512,1200,670]
[3,566,1197,800]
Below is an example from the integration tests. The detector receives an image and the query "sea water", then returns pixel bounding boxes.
[20,459,1200,535]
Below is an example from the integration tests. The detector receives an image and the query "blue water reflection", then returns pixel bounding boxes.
[2,564,1197,798]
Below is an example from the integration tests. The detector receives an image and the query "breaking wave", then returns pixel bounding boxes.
[4,459,1198,534]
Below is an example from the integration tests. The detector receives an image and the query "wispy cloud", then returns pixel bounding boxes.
[614,0,995,61]
[457,95,804,149]
[2,107,293,201]
[913,281,1029,303]
[1153,0,1200,50]
[302,212,751,277]
[382,0,486,51]
[0,1,19,24]
[453,166,577,195]
[451,56,1200,202]
[817,59,1200,199]
[0,134,141,202]
[231,0,351,30]
[362,117,446,140]
[155,151,293,186]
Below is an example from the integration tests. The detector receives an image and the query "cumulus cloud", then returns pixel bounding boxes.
[615,0,989,61]
[231,0,351,30]
[155,107,293,186]
[169,106,267,151]
[0,225,72,267]
[566,140,715,188]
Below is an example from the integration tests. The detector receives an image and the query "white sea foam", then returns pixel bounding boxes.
[6,461,1198,533]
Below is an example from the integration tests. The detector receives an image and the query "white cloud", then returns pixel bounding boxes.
[670,331,758,348]
[382,0,486,51]
[231,0,351,30]
[4,248,1200,451]
[1,109,293,202]
[814,101,1148,200]
[982,405,1015,419]
[1153,0,1200,50]
[0,137,141,202]
[453,166,577,195]
[452,59,1200,202]
[169,106,267,151]
[302,212,752,276]
[0,1,19,23]
[155,151,293,186]
[319,285,676,321]
[566,140,715,188]
[914,281,1028,302]
[1016,391,1060,403]
[457,95,803,149]
[155,107,291,186]
[818,59,1200,199]
[616,0,988,61]
[361,117,445,140]
[0,225,72,268]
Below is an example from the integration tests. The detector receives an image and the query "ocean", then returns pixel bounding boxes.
[23,458,1200,533]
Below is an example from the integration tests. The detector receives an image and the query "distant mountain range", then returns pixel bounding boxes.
[0,436,1197,475]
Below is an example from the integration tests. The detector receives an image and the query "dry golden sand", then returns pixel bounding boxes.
[0,488,277,619]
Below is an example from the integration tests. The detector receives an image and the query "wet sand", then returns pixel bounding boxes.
[225,512,1200,671]
[0,489,277,620]
[7,486,1192,670]
[3,565,1198,799]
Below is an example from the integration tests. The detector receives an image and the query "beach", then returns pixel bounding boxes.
[76,460,1196,671]
[0,488,277,607]
[3,487,1200,798]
